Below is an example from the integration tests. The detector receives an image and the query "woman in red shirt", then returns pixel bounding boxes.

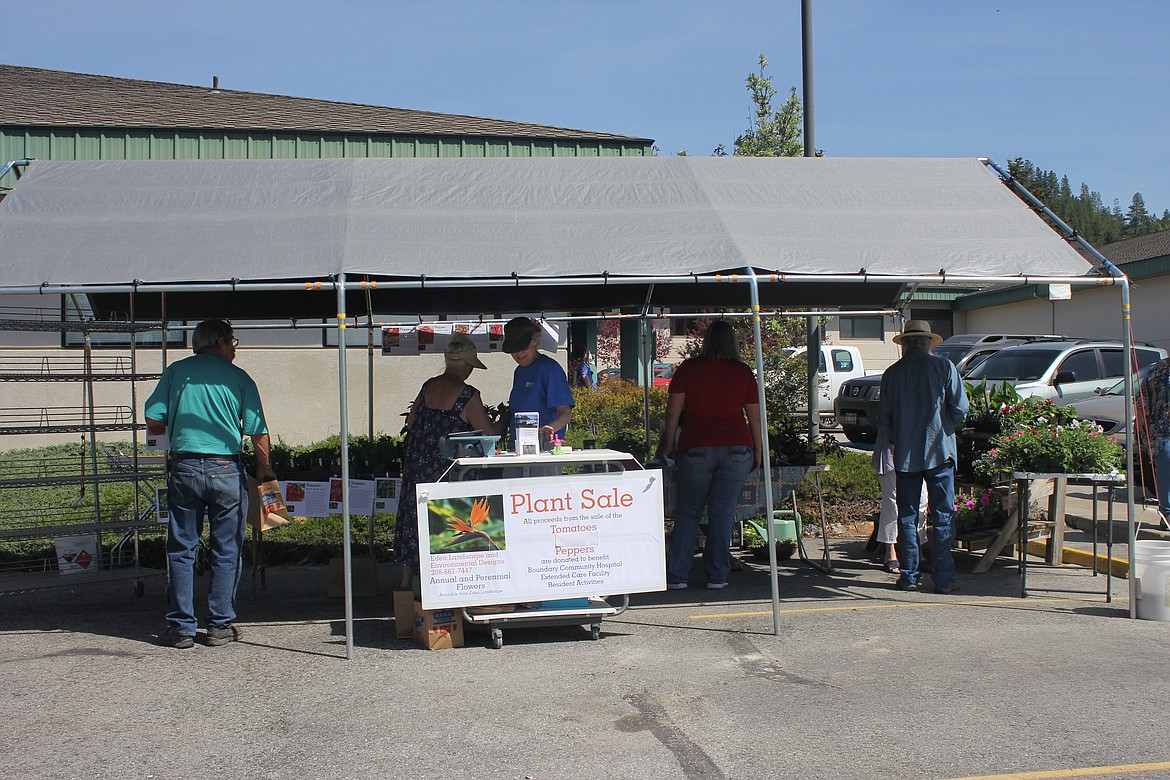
[656,321,762,589]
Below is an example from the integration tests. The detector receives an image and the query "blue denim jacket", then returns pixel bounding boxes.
[877,348,969,473]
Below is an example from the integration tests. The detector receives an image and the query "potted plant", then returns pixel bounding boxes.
[952,486,1011,534]
[742,522,797,561]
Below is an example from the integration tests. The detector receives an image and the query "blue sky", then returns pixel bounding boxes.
[11,0,1170,214]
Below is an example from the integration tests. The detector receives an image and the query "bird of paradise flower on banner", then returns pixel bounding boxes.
[427,495,507,554]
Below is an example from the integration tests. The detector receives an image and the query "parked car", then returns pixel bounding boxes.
[833,334,1056,444]
[963,339,1167,405]
[596,364,674,386]
[652,362,675,387]
[782,345,866,429]
[1058,366,1153,450]
[933,333,1062,375]
[1059,368,1160,488]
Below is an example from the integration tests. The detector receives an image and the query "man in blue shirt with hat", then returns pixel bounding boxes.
[878,320,968,593]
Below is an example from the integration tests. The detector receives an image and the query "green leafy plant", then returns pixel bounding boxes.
[250,434,406,476]
[768,418,844,466]
[742,523,797,560]
[963,380,1022,434]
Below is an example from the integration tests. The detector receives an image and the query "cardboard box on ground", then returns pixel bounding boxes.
[393,589,415,638]
[392,589,465,649]
[414,601,464,650]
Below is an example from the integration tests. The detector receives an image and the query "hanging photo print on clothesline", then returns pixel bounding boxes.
[380,318,559,356]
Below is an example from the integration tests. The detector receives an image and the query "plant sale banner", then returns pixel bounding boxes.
[415,470,665,609]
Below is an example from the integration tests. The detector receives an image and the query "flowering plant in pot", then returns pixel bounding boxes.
[952,486,1010,534]
[974,417,1123,479]
[959,390,1080,481]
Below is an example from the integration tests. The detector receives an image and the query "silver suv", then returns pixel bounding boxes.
[932,333,1060,375]
[834,334,1056,444]
[963,339,1167,404]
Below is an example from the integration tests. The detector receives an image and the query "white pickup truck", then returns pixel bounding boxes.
[780,345,866,429]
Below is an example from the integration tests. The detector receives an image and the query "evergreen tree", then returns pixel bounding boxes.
[1125,193,1151,235]
[1003,157,1170,246]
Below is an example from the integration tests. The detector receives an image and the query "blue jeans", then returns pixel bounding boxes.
[166,457,247,635]
[895,463,957,588]
[667,445,754,586]
[1153,439,1170,523]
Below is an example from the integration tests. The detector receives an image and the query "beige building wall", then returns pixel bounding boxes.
[958,276,1170,351]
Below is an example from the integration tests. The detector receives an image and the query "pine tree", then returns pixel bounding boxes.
[1125,193,1151,236]
[1006,157,1166,246]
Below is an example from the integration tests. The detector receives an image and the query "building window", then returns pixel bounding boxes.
[909,310,953,340]
[839,315,883,340]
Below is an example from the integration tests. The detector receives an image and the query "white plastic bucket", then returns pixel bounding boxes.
[1134,540,1170,621]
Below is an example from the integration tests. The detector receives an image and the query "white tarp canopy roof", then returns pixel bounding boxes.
[0,156,1097,317]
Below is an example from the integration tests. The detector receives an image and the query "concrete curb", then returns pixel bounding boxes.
[1025,539,1130,578]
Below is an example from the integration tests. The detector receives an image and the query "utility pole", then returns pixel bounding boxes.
[802,0,815,159]
[802,0,820,442]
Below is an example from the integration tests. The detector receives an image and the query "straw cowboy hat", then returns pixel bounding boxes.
[892,319,944,348]
[444,333,487,369]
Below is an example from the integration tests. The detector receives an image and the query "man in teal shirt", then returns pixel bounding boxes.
[145,320,274,648]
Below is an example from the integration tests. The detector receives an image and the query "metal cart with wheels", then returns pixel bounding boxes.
[463,595,630,649]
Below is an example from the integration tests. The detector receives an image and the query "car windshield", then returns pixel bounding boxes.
[964,349,1057,382]
[933,346,968,366]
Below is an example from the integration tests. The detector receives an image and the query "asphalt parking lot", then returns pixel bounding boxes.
[3,530,1170,780]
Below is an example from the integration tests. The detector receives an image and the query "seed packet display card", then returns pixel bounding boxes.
[514,411,540,455]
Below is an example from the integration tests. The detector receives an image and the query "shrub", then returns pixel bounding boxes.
[567,379,668,457]
[795,450,881,505]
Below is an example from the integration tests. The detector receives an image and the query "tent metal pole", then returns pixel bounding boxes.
[747,268,781,635]
[336,273,354,659]
[1122,279,1137,618]
[0,274,1118,299]
[980,157,1127,279]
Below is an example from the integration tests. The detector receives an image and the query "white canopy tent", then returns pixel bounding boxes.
[0,156,1136,653]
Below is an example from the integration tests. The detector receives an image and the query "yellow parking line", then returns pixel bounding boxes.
[691,595,1119,620]
[944,759,1170,779]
